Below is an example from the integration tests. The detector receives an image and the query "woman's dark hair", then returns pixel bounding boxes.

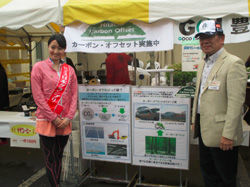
[0,62,6,73]
[245,56,250,68]
[48,34,66,49]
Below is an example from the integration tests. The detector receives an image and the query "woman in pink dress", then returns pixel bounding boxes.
[31,34,78,187]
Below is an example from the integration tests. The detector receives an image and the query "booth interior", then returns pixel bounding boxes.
[2,38,249,111]
[1,1,250,186]
[1,32,250,186]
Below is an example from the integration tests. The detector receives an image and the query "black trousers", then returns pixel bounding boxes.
[197,114,239,187]
[40,135,69,187]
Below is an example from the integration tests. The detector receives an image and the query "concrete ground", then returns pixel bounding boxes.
[0,140,249,187]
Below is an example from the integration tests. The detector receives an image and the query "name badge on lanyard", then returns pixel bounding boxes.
[208,80,220,90]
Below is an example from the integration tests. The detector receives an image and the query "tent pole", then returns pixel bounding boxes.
[133,52,137,85]
[58,0,62,25]
[21,28,32,90]
[28,37,32,83]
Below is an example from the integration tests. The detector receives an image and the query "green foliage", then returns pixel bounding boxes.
[166,63,197,86]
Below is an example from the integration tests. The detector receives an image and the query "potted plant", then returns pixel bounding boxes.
[166,63,197,86]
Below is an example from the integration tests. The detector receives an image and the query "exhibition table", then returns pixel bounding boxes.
[0,111,35,138]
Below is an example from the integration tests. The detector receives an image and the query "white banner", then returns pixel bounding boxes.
[132,87,190,170]
[64,20,173,53]
[79,85,131,163]
[174,16,250,44]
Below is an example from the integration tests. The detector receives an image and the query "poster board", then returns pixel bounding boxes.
[79,85,131,163]
[132,86,190,170]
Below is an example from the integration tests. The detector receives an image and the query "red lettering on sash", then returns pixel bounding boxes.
[48,63,69,115]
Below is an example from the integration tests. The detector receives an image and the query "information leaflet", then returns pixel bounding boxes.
[132,87,190,169]
[79,85,131,163]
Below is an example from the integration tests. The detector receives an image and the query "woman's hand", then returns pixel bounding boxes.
[56,118,70,129]
[52,117,63,127]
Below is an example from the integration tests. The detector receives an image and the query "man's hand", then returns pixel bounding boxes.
[191,123,195,131]
[56,118,70,129]
[220,136,233,151]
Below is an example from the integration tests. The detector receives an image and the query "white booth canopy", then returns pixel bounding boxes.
[63,0,250,25]
[0,0,249,28]
[0,0,249,45]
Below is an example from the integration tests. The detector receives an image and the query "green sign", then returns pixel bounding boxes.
[157,130,163,137]
[82,21,146,41]
[119,108,125,114]
[102,107,107,113]
[176,86,196,98]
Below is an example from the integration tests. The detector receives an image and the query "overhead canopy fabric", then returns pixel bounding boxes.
[0,0,64,44]
[0,0,249,33]
[0,0,249,29]
[0,0,249,45]
[63,0,250,25]
[0,0,61,29]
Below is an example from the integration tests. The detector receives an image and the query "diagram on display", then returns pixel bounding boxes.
[79,85,131,163]
[82,108,94,120]
[154,122,165,130]
[82,105,128,122]
[132,86,190,169]
[98,107,128,122]
[98,107,112,121]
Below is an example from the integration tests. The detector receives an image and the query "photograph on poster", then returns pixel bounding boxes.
[85,126,104,139]
[161,104,187,122]
[105,125,129,144]
[86,142,105,155]
[108,129,128,140]
[145,136,176,156]
[107,144,127,156]
[135,104,160,121]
